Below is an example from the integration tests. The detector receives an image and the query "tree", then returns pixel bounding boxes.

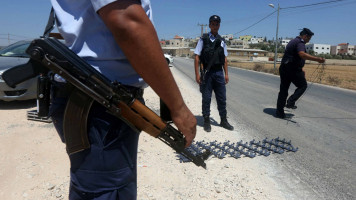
[189,42,196,48]
[225,40,231,46]
[308,50,315,55]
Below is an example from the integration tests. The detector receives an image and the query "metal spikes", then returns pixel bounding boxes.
[177,137,298,163]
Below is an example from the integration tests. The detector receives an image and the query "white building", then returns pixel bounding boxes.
[349,45,355,55]
[281,39,291,47]
[330,45,340,55]
[341,43,355,55]
[330,43,355,55]
[221,34,234,41]
[229,39,249,49]
[249,37,264,44]
[305,44,331,55]
[165,35,189,48]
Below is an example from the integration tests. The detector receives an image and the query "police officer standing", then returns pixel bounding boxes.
[276,28,325,118]
[194,15,234,132]
[49,0,197,199]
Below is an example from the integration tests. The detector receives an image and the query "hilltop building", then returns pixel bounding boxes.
[221,34,234,41]
[249,37,265,44]
[159,33,355,59]
[160,35,192,57]
[239,35,252,42]
[163,35,189,48]
[306,44,331,55]
[229,39,249,49]
[281,39,291,48]
[331,43,355,55]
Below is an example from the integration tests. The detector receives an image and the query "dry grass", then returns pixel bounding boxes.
[228,61,356,90]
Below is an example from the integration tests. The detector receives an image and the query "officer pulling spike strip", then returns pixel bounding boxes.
[194,15,234,132]
[276,28,325,119]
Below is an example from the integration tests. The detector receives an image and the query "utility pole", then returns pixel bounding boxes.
[268,3,280,70]
[274,3,280,70]
[197,23,207,36]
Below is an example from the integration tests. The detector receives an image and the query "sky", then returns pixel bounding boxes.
[0,0,355,47]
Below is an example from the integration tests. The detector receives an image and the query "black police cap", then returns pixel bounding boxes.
[209,15,221,23]
[300,28,314,36]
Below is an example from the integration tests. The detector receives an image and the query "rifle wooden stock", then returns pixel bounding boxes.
[119,100,165,138]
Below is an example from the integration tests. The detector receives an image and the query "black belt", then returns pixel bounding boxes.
[208,65,223,71]
[52,81,144,99]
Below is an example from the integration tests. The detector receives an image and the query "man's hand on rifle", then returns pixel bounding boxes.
[170,103,197,147]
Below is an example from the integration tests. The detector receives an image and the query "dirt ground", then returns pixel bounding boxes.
[0,66,288,200]
[228,60,356,90]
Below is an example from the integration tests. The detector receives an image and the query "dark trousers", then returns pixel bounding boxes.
[200,69,227,118]
[277,64,307,112]
[50,82,142,200]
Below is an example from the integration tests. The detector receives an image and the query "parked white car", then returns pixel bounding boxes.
[164,54,173,66]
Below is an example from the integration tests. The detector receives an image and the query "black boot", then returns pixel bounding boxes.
[275,109,286,119]
[286,100,297,109]
[220,117,234,131]
[285,103,297,109]
[203,116,211,132]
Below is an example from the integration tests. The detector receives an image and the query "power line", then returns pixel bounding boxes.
[0,37,17,41]
[0,33,34,37]
[278,2,355,20]
[280,0,356,16]
[232,0,353,36]
[282,0,346,10]
[159,1,354,40]
[233,11,276,35]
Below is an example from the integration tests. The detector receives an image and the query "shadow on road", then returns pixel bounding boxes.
[294,115,356,120]
[0,99,36,110]
[195,115,219,127]
[263,107,297,123]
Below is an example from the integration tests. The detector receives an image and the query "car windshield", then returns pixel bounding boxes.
[0,41,30,57]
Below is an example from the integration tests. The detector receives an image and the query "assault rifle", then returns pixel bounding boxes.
[2,37,209,168]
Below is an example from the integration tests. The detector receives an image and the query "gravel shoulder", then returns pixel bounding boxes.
[0,66,286,200]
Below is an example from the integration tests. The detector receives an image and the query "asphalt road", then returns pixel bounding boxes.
[173,57,356,200]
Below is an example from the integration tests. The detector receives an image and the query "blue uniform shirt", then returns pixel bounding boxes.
[51,0,153,88]
[194,32,228,56]
[281,36,306,70]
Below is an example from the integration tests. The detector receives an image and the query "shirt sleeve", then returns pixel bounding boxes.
[91,0,116,12]
[194,39,203,55]
[91,0,153,23]
[222,41,228,56]
[296,42,306,53]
